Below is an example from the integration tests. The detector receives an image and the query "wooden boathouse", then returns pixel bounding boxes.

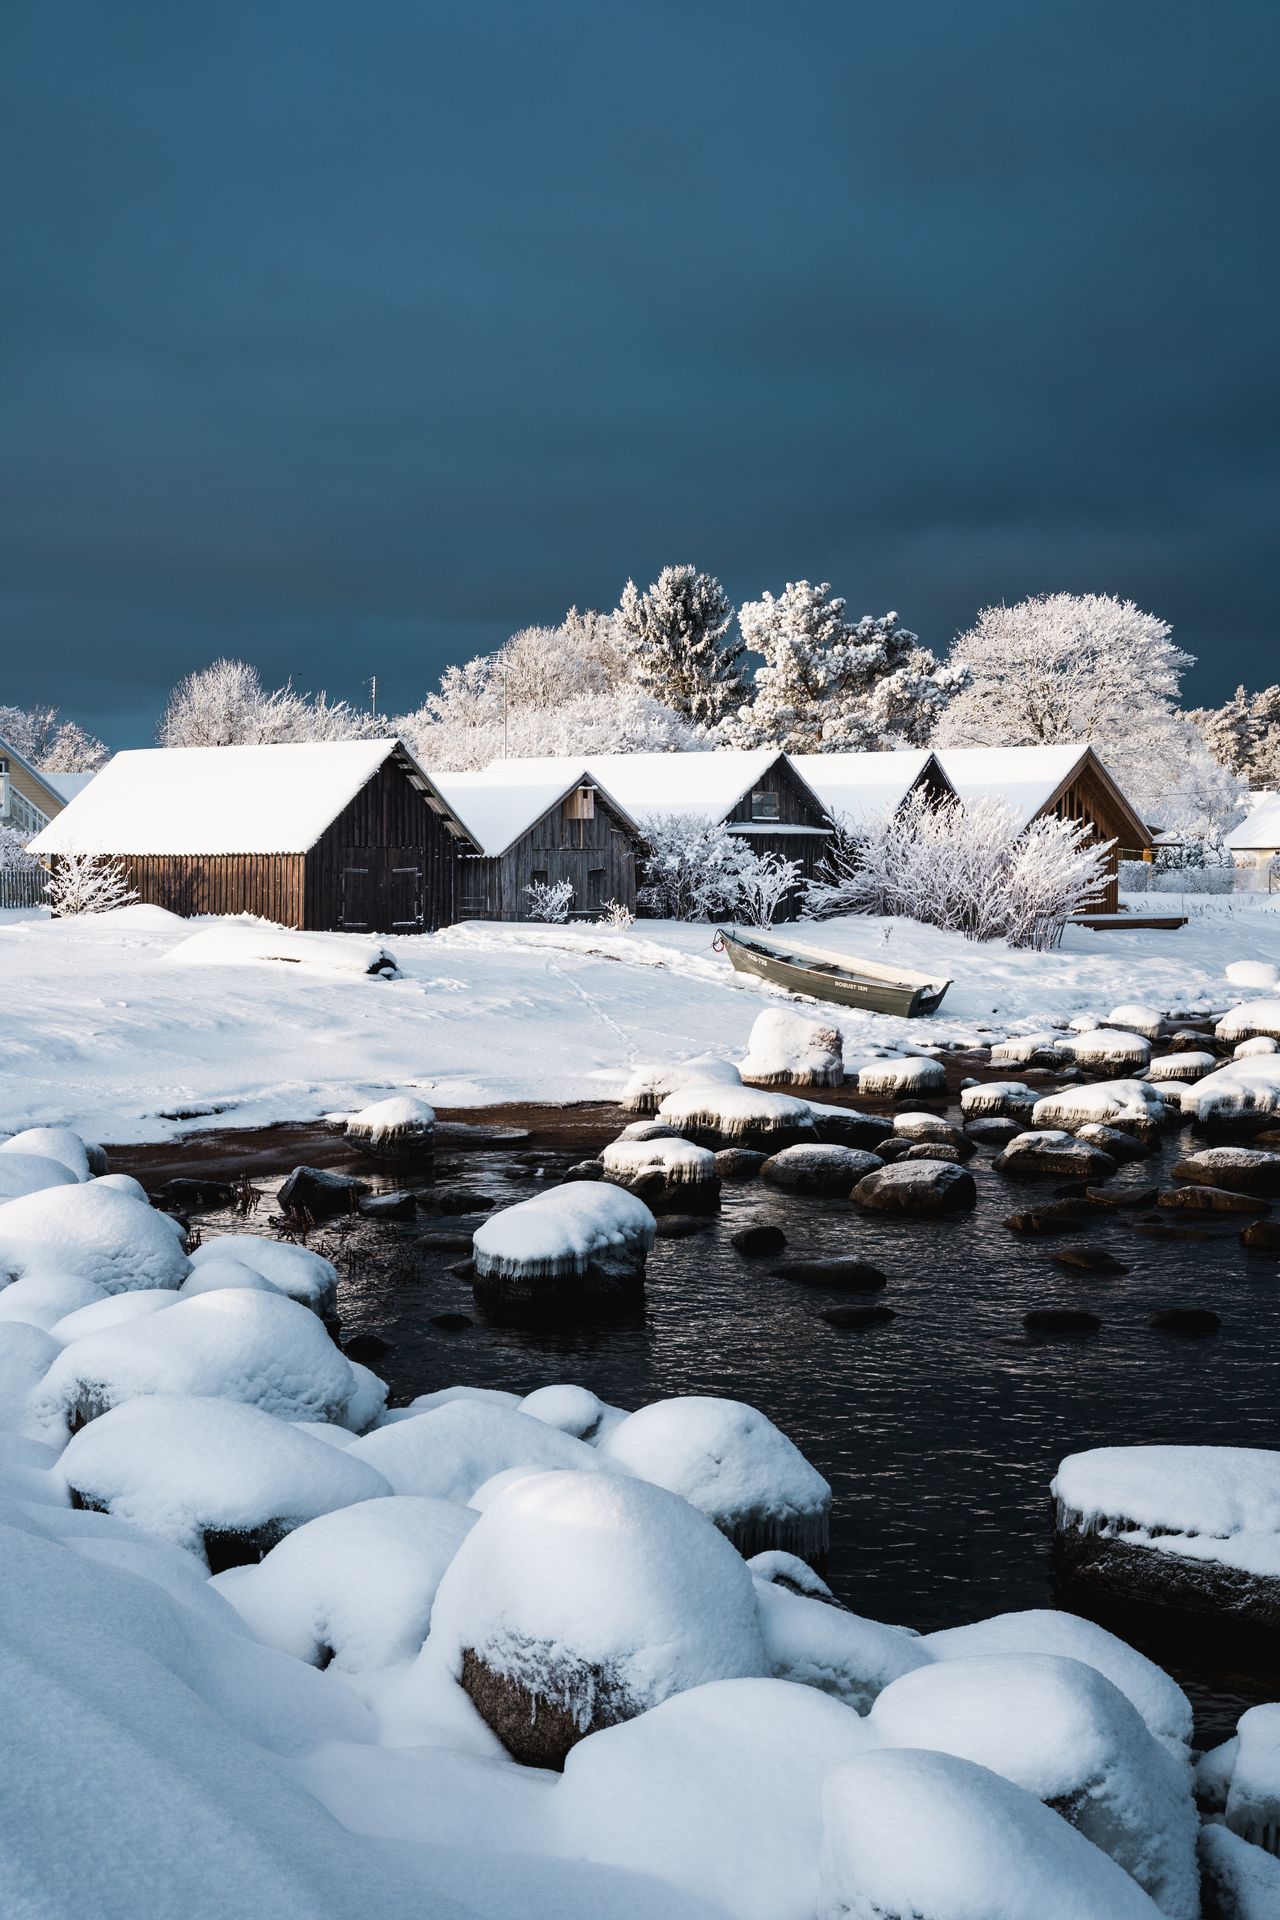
[29,739,474,933]
[430,764,643,920]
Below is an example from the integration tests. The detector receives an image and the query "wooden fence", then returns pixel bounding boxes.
[0,868,49,910]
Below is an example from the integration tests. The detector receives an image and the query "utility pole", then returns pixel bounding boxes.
[369,675,378,718]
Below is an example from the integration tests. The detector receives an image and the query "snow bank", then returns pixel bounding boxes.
[1181,1058,1280,1123]
[0,1125,95,1181]
[556,1677,872,1920]
[189,1235,338,1317]
[60,1394,391,1559]
[213,1494,475,1672]
[167,920,397,977]
[622,1054,741,1114]
[345,1093,435,1150]
[349,1399,608,1501]
[421,1469,767,1760]
[867,1653,1197,1917]
[658,1083,817,1147]
[599,1395,830,1561]
[0,1152,81,1202]
[818,1748,1164,1920]
[856,1055,946,1098]
[920,1609,1193,1752]
[1226,960,1280,989]
[1031,1079,1166,1133]
[739,1007,844,1088]
[0,1181,191,1292]
[1218,997,1280,1042]
[33,1287,358,1433]
[0,1319,60,1435]
[754,1578,929,1712]
[1054,1445,1280,1579]
[0,1270,105,1331]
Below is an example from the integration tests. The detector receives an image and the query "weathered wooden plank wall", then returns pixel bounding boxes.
[105,852,306,923]
[306,758,459,932]
[459,790,639,921]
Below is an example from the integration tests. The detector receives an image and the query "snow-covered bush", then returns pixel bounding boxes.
[735,850,802,927]
[0,823,40,869]
[596,898,635,928]
[637,813,754,920]
[804,815,866,919]
[805,790,1110,949]
[524,877,575,922]
[46,851,139,917]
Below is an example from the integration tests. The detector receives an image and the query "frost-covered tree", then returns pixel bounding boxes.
[46,852,139,917]
[0,824,39,871]
[1189,684,1280,792]
[735,851,803,927]
[523,878,575,922]
[615,566,745,730]
[724,587,962,752]
[158,659,372,749]
[0,702,108,771]
[636,814,755,920]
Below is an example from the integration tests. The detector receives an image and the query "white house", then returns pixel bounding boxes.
[1225,794,1280,866]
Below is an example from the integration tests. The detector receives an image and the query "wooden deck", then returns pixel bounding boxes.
[1071,912,1188,931]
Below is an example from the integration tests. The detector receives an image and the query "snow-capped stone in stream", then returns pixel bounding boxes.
[599,1395,831,1561]
[1226,959,1280,990]
[0,1182,191,1293]
[470,1181,655,1321]
[818,1748,1166,1920]
[599,1135,721,1207]
[0,1271,105,1331]
[614,1118,679,1141]
[1218,998,1280,1043]
[1147,1050,1217,1082]
[621,1054,742,1115]
[749,1548,838,1599]
[1223,1702,1280,1857]
[0,1153,82,1203]
[1032,1078,1167,1137]
[959,1080,1037,1121]
[49,1289,178,1346]
[213,1493,475,1671]
[1075,1123,1150,1161]
[178,1255,277,1298]
[1171,1146,1280,1196]
[0,1126,95,1181]
[753,1577,929,1711]
[349,1397,608,1501]
[33,1287,360,1433]
[60,1392,391,1564]
[518,1382,624,1443]
[1101,1004,1166,1042]
[555,1677,872,1920]
[856,1055,947,1099]
[0,1320,61,1436]
[804,1102,890,1149]
[989,1032,1067,1069]
[343,1093,436,1154]
[1199,1823,1280,1920]
[1236,1035,1280,1058]
[1062,1028,1153,1072]
[852,1159,978,1215]
[995,1130,1118,1180]
[420,1468,767,1766]
[760,1143,882,1195]
[188,1235,339,1318]
[1179,1058,1280,1124]
[658,1083,818,1152]
[920,1608,1193,1753]
[90,1172,148,1201]
[867,1653,1198,1918]
[738,1007,844,1088]
[1053,1444,1280,1627]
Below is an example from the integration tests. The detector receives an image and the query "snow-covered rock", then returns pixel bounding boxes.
[178,1255,278,1299]
[1237,1035,1280,1058]
[60,1393,391,1562]
[555,1677,872,1920]
[49,1288,179,1346]
[1181,1057,1280,1123]
[739,1007,844,1088]
[1031,1078,1167,1136]
[0,1153,82,1203]
[1218,998,1280,1043]
[344,1093,435,1153]
[817,1748,1164,1920]
[1147,1051,1216,1082]
[349,1398,608,1501]
[0,1270,105,1331]
[1170,1145,1280,1196]
[599,1395,831,1561]
[90,1171,149,1201]
[33,1287,359,1433]
[760,1143,882,1195]
[1223,1701,1280,1856]
[867,1653,1198,1917]
[599,1135,720,1204]
[471,1182,655,1321]
[1199,1824,1280,1920]
[420,1468,767,1765]
[990,1032,1067,1068]
[213,1494,475,1671]
[658,1083,818,1150]
[0,1125,94,1181]
[622,1054,742,1115]
[0,1320,60,1435]
[1226,960,1280,990]
[1062,1029,1153,1072]
[856,1056,946,1099]
[1101,1004,1166,1042]
[753,1577,929,1712]
[0,1181,191,1294]
[188,1235,339,1318]
[518,1383,624,1443]
[959,1080,1037,1121]
[852,1159,977,1215]
[168,920,397,976]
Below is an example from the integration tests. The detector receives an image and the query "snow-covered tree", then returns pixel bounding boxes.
[1189,684,1280,792]
[0,702,108,771]
[398,677,694,771]
[723,587,962,751]
[524,878,575,922]
[157,659,372,749]
[46,852,139,917]
[636,814,755,920]
[735,850,803,927]
[615,566,745,730]
[0,823,39,871]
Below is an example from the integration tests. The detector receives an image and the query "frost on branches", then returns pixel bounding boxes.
[615,566,745,730]
[157,659,374,750]
[805,790,1110,949]
[724,585,962,752]
[1190,683,1280,792]
[735,852,803,927]
[46,853,139,918]
[637,815,798,924]
[524,878,575,922]
[0,825,39,871]
[0,703,108,773]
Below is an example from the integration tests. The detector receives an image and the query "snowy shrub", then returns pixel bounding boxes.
[46,851,139,917]
[596,898,635,929]
[1119,858,1151,894]
[804,815,866,919]
[0,823,39,869]
[803,790,1110,950]
[637,814,754,920]
[734,851,802,927]
[524,877,575,922]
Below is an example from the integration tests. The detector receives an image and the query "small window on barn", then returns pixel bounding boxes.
[564,784,596,821]
[531,868,548,888]
[751,790,780,822]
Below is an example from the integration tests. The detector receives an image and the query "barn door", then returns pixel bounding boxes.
[388,852,424,930]
[341,863,372,929]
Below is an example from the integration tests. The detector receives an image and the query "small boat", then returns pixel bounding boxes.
[715,926,951,1017]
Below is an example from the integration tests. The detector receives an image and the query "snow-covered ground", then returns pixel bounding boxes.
[2,898,1278,1142]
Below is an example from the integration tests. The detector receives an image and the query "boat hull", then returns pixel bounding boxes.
[719,932,949,1017]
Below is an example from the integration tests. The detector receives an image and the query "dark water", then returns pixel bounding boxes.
[117,1091,1280,1746]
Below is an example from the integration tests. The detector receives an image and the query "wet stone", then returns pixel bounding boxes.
[1157,1186,1271,1217]
[1002,1198,1105,1236]
[820,1304,896,1330]
[358,1191,417,1220]
[963,1117,1025,1147]
[1241,1220,1280,1253]
[807,1109,889,1151]
[343,1331,392,1363]
[715,1149,767,1182]
[1075,1124,1151,1162]
[425,1186,502,1213]
[995,1136,1118,1182]
[429,1312,473,1331]
[446,1258,475,1278]
[417,1222,482,1250]
[899,1142,966,1164]
[871,1137,913,1162]
[1136,1220,1210,1242]
[1023,1308,1101,1334]
[1148,1308,1221,1337]
[761,1145,882,1195]
[775,1256,887,1293]
[560,1158,604,1182]
[277,1165,370,1218]
[853,1161,977,1217]
[1084,1185,1160,1211]
[1051,1247,1131,1275]
[730,1224,787,1258]
[150,1175,237,1213]
[1171,1148,1280,1197]
[653,1213,714,1238]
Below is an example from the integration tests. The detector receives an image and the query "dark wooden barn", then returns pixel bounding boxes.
[30,739,474,933]
[431,766,642,921]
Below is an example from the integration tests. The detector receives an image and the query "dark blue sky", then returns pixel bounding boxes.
[2,1,1277,746]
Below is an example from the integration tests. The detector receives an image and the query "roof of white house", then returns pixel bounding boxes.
[932,745,1099,829]
[28,740,433,857]
[41,770,97,806]
[1225,793,1280,852]
[789,749,944,826]
[429,764,639,857]
[457,749,808,828]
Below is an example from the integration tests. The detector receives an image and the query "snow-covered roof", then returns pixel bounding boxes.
[449,750,808,829]
[41,769,97,806]
[28,741,438,857]
[428,764,640,858]
[1225,793,1280,852]
[789,750,946,826]
[933,745,1096,829]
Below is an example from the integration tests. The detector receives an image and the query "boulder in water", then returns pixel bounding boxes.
[277,1166,369,1219]
[995,1131,1117,1181]
[853,1160,977,1217]
[739,1007,844,1088]
[775,1255,886,1293]
[761,1144,882,1196]
[471,1183,655,1325]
